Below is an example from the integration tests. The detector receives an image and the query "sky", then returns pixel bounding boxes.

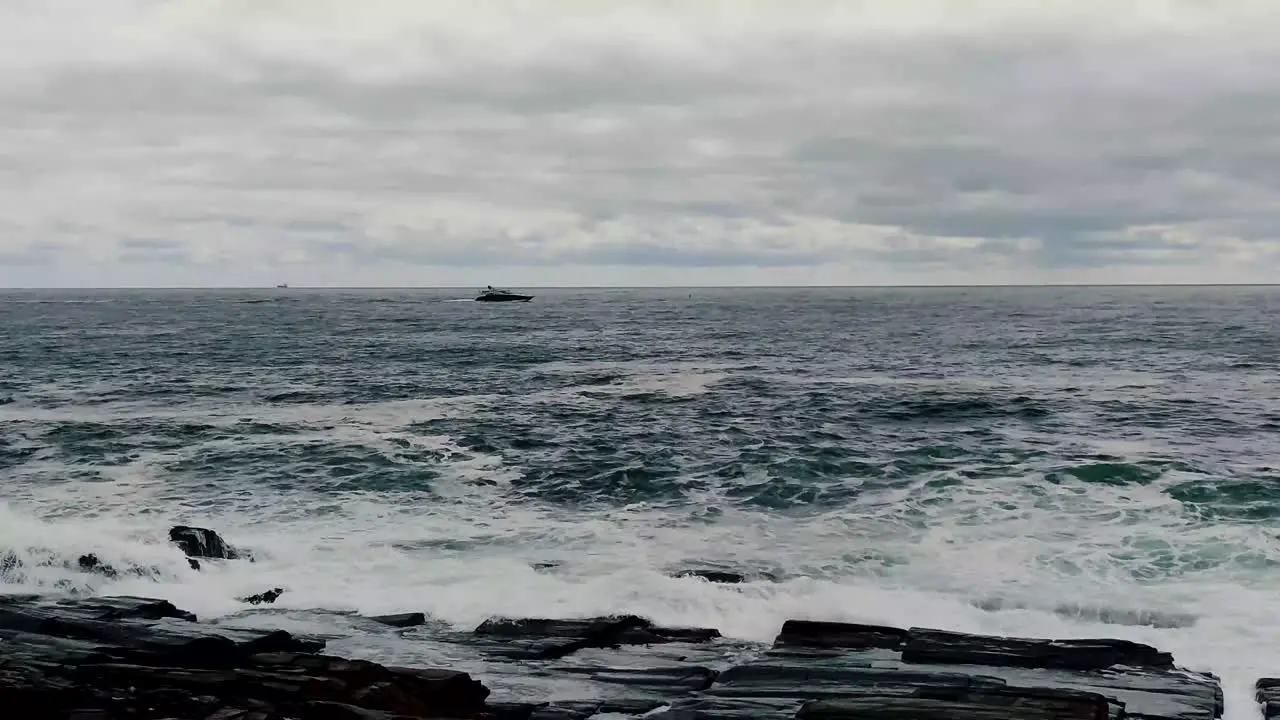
[2,0,1278,287]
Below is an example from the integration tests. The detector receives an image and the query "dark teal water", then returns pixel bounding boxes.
[1,286,1278,715]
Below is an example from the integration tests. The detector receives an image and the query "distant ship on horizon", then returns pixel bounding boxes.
[475,285,533,302]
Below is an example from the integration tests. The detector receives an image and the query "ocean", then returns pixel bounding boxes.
[1,285,1278,718]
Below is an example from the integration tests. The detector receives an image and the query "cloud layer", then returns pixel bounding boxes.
[2,1,1279,286]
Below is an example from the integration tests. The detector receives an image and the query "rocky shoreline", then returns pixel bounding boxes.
[0,527,1237,718]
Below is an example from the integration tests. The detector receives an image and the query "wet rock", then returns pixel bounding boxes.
[556,665,718,692]
[76,553,119,578]
[795,686,1114,720]
[902,627,1175,670]
[490,699,674,719]
[676,569,744,584]
[0,592,1226,720]
[0,594,489,719]
[240,588,285,605]
[472,616,721,660]
[0,549,21,578]
[169,525,243,560]
[0,594,324,666]
[773,620,908,651]
[301,701,401,719]
[0,593,198,623]
[651,620,1220,720]
[1257,678,1280,719]
[70,595,201,622]
[369,612,427,628]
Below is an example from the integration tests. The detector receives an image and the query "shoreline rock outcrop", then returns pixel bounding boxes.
[0,590,1228,719]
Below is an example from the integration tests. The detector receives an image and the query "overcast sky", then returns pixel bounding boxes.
[2,1,1278,287]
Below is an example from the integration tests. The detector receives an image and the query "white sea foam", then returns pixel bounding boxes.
[3,465,1280,719]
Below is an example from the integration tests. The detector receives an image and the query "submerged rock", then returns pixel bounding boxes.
[75,553,118,578]
[668,564,779,584]
[0,549,166,586]
[369,612,427,628]
[239,587,284,605]
[674,569,746,584]
[973,597,1199,630]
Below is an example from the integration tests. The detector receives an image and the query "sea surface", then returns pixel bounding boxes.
[2,286,1279,717]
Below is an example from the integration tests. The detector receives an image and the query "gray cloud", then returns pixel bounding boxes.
[1,1,1279,286]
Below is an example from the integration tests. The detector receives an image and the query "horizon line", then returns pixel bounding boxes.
[1,282,1278,291]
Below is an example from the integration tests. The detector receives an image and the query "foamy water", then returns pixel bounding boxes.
[3,485,1278,718]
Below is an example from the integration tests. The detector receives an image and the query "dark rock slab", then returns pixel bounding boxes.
[449,613,1217,718]
[554,664,718,693]
[2,594,1223,720]
[489,699,673,720]
[0,593,197,626]
[0,594,490,719]
[0,594,325,664]
[903,627,1175,670]
[711,655,1008,698]
[369,612,428,629]
[1257,678,1280,719]
[773,620,908,651]
[958,665,1220,720]
[169,525,244,560]
[472,616,721,660]
[796,685,1114,720]
[299,702,404,719]
[247,652,490,716]
[66,595,200,622]
[549,699,676,719]
[367,613,746,710]
[650,620,1218,720]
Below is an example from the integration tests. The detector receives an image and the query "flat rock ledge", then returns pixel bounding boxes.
[0,594,1230,720]
[0,594,486,719]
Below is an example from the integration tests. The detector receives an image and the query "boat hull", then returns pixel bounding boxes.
[475,294,533,302]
